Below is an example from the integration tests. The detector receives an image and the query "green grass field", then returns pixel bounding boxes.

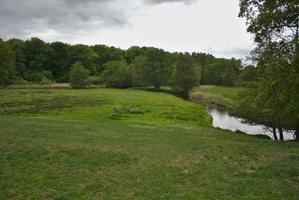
[0,88,299,199]
[191,85,243,110]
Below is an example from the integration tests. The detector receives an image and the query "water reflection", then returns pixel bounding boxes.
[208,108,295,141]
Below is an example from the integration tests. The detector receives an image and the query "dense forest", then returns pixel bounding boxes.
[0,37,258,91]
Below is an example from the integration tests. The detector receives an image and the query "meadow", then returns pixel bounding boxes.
[191,86,244,110]
[0,88,299,199]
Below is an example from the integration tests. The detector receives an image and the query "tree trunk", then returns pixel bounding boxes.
[278,127,284,141]
[272,127,278,141]
[295,123,299,142]
[154,84,160,91]
[182,90,189,100]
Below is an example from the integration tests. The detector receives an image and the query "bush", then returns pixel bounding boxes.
[101,61,132,88]
[13,77,29,85]
[88,76,102,85]
[40,77,52,85]
[69,62,90,88]
[24,70,53,83]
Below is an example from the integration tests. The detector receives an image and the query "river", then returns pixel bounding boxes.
[208,108,295,141]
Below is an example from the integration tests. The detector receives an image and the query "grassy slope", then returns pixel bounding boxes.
[0,88,211,127]
[191,85,243,110]
[0,88,299,200]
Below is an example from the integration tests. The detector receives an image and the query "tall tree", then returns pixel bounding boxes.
[139,48,172,91]
[69,62,90,89]
[23,38,53,82]
[171,53,200,98]
[68,44,98,75]
[223,65,236,86]
[101,61,132,88]
[7,39,26,79]
[0,41,16,86]
[124,46,146,64]
[92,45,124,74]
[48,42,70,82]
[239,0,299,140]
[201,59,238,86]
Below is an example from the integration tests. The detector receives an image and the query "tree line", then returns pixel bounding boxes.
[0,37,257,95]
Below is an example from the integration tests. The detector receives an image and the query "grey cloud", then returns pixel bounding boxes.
[0,0,194,40]
[145,0,195,4]
[0,0,126,39]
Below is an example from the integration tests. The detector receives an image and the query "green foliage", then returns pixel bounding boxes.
[238,0,299,140]
[40,77,53,85]
[7,38,27,78]
[92,45,124,74]
[24,38,52,74]
[239,0,298,58]
[23,70,53,83]
[124,46,146,64]
[237,58,296,129]
[171,53,200,98]
[234,58,298,141]
[0,41,16,86]
[201,59,240,86]
[236,65,258,87]
[48,42,70,82]
[101,61,132,88]
[69,62,90,88]
[88,75,102,85]
[137,48,172,91]
[191,52,216,67]
[222,65,236,86]
[68,44,98,75]
[130,55,146,87]
[1,37,254,91]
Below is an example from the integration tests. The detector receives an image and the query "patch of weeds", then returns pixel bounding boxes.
[0,95,105,115]
[110,104,151,120]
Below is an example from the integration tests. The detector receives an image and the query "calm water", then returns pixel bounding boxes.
[208,108,295,141]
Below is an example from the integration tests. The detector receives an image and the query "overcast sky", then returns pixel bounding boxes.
[0,0,254,59]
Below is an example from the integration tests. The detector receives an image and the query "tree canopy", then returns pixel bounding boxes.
[101,61,132,88]
[0,41,16,86]
[238,0,299,140]
[171,53,201,98]
[69,62,90,88]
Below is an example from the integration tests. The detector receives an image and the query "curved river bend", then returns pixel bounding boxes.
[208,108,295,141]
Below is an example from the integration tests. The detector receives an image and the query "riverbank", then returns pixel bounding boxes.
[191,85,243,111]
[191,86,296,141]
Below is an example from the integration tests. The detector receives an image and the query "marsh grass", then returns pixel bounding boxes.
[191,85,243,110]
[0,88,211,126]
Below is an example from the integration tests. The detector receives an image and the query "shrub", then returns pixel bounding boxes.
[24,70,53,83]
[88,76,102,85]
[40,77,52,85]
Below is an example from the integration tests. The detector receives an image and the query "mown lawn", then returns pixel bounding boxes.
[0,88,298,200]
